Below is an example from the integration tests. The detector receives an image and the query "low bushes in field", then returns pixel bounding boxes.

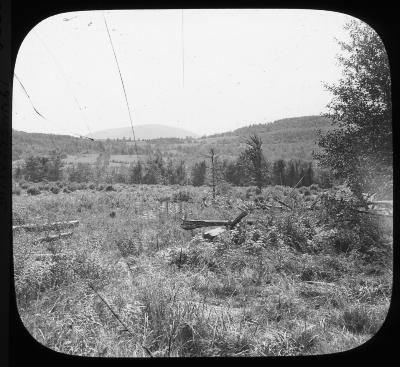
[13,187,21,195]
[172,190,192,202]
[67,182,87,191]
[11,184,392,357]
[115,237,142,258]
[327,303,387,336]
[27,186,41,195]
[19,181,29,189]
[50,186,60,194]
[38,183,50,191]
[217,181,233,196]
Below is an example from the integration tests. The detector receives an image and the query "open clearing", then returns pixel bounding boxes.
[13,184,392,357]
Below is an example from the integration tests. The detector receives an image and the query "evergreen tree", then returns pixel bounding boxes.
[242,134,269,193]
[166,158,177,185]
[303,162,313,187]
[175,160,187,185]
[24,156,44,182]
[130,161,143,184]
[286,160,298,187]
[47,150,64,181]
[69,163,93,182]
[272,159,286,186]
[191,160,207,186]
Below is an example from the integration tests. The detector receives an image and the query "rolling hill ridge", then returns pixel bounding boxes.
[87,124,199,140]
[12,115,333,162]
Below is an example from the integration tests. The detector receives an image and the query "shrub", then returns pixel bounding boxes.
[245,187,257,199]
[331,229,360,253]
[172,190,192,202]
[77,182,87,190]
[27,187,41,195]
[50,186,60,194]
[277,214,313,252]
[38,184,50,191]
[342,305,381,334]
[115,238,141,258]
[72,249,114,290]
[13,187,21,195]
[67,183,77,192]
[292,328,319,353]
[20,182,29,189]
[160,238,219,271]
[14,256,55,307]
[78,197,93,210]
[217,181,232,196]
[254,195,266,207]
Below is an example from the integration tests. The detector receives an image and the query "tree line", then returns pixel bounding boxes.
[13,144,331,190]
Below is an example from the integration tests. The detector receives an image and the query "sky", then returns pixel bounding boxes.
[13,9,358,137]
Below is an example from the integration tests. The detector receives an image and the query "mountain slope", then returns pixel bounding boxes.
[88,124,199,140]
[12,115,333,162]
[209,116,332,139]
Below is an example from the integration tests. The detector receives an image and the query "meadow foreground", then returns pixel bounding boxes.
[13,183,392,357]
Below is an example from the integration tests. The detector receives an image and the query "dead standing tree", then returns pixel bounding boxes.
[202,148,220,200]
[209,148,217,200]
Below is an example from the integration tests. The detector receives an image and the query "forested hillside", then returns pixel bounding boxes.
[12,115,332,162]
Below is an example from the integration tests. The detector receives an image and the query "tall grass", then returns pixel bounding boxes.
[12,184,392,356]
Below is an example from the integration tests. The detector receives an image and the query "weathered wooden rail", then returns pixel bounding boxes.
[35,232,74,243]
[13,220,79,232]
[13,220,79,244]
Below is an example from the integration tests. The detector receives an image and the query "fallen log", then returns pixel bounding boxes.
[181,219,230,230]
[354,208,392,217]
[13,220,79,232]
[181,211,248,230]
[367,200,393,207]
[35,232,73,243]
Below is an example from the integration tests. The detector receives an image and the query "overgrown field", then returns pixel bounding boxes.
[12,183,392,357]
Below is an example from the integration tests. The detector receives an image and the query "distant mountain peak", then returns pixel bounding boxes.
[88,124,199,140]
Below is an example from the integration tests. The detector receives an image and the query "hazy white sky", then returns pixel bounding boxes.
[13,9,357,137]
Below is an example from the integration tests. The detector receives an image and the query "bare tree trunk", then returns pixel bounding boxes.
[210,149,216,200]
